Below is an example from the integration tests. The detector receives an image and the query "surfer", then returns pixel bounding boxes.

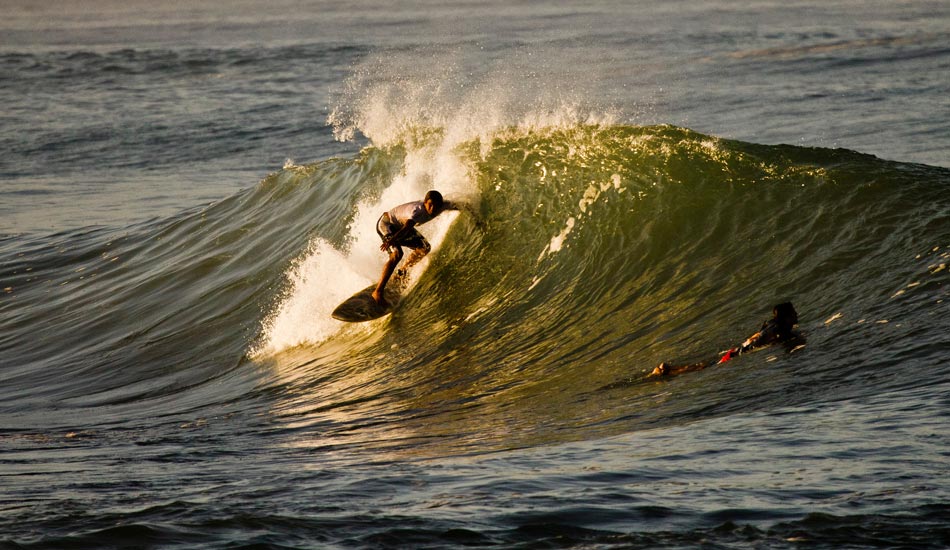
[650,302,803,377]
[372,190,459,307]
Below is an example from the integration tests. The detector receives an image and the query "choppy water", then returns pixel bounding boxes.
[2,1,949,549]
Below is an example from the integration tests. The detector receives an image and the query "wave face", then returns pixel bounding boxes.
[3,121,949,549]
[4,123,948,451]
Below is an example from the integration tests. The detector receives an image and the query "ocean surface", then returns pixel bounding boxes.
[2,1,949,548]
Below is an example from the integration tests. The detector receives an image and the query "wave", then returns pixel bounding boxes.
[2,122,949,451]
[258,123,950,456]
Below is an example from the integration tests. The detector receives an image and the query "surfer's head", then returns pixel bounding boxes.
[772,302,798,329]
[423,190,444,214]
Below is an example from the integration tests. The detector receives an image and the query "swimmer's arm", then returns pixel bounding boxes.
[649,360,713,377]
[738,331,763,352]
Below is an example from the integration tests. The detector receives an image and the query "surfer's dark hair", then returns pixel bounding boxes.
[424,190,444,209]
[773,302,798,327]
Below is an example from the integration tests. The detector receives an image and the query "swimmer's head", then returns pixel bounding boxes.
[773,302,798,326]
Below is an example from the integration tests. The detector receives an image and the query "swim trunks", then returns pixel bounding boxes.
[376,210,430,250]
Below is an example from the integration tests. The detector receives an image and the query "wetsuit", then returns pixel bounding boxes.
[718,318,796,363]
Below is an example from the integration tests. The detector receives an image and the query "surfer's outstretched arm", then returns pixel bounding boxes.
[445,200,488,231]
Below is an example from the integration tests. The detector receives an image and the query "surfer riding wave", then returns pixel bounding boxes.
[373,190,463,307]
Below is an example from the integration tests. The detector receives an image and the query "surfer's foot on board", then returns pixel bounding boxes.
[372,290,389,308]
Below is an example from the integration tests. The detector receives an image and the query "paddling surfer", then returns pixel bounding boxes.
[650,302,803,377]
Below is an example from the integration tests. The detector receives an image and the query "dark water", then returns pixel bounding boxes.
[2,1,950,548]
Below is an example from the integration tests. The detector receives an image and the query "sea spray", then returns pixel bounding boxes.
[255,238,373,354]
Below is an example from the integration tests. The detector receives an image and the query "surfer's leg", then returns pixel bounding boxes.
[402,237,431,272]
[373,246,403,306]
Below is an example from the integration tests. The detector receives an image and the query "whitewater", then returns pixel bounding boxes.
[2,1,949,548]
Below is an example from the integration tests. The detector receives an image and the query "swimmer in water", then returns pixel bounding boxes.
[650,302,803,377]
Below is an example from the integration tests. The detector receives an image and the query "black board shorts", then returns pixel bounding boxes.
[377,213,430,251]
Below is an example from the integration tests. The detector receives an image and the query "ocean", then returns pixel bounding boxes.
[2,1,949,548]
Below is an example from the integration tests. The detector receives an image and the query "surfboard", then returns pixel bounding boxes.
[331,284,389,322]
[331,278,403,323]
